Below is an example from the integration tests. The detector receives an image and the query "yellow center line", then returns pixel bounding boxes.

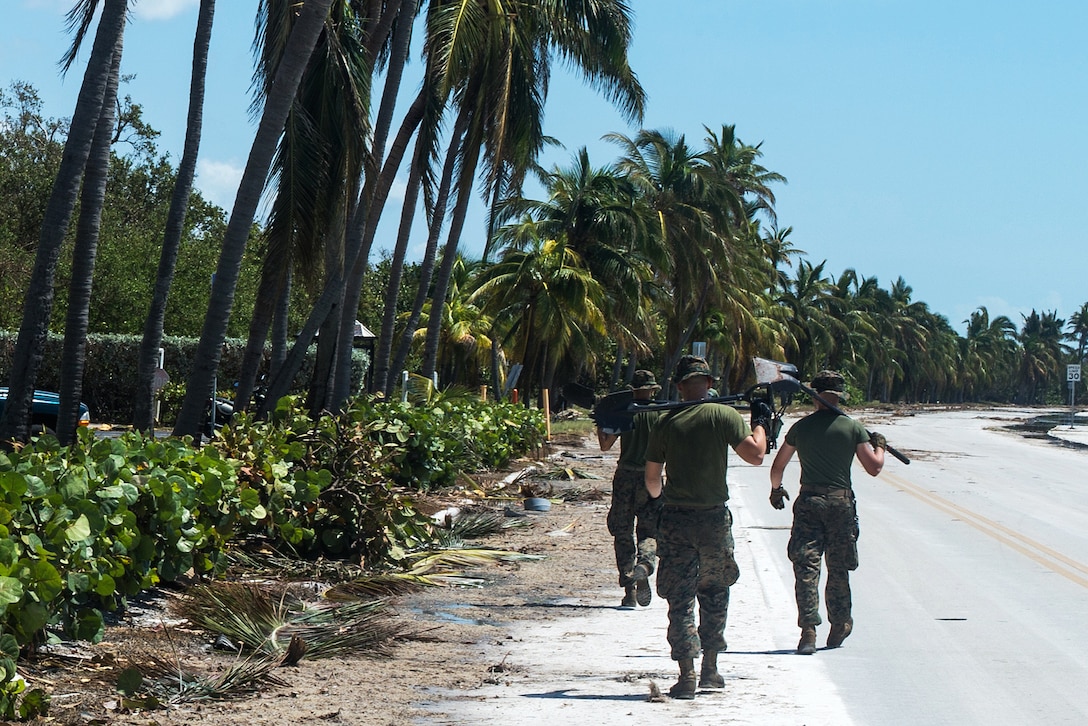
[879,470,1088,589]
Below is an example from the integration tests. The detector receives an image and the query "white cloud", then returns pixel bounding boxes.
[195,158,243,212]
[131,0,199,21]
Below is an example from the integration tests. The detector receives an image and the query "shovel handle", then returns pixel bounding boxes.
[800,384,911,465]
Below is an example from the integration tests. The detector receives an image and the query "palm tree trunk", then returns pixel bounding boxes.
[373,143,423,394]
[173,0,335,438]
[389,104,469,394]
[328,90,425,409]
[421,136,482,380]
[58,36,123,444]
[134,0,215,432]
[270,270,291,374]
[0,0,126,446]
[233,249,286,413]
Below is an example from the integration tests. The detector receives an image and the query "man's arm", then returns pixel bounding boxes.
[644,460,664,499]
[855,440,885,476]
[734,424,767,466]
[769,442,796,488]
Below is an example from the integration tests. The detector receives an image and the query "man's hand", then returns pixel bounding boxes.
[869,431,887,451]
[750,400,774,432]
[769,486,790,510]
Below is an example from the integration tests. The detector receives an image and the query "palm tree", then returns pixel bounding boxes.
[1066,301,1088,364]
[173,0,337,438]
[417,0,645,383]
[0,0,127,445]
[606,128,728,390]
[960,307,1017,401]
[1016,309,1065,404]
[761,224,803,295]
[493,148,656,378]
[133,0,216,433]
[57,34,124,444]
[469,235,607,401]
[252,2,428,413]
[775,259,836,377]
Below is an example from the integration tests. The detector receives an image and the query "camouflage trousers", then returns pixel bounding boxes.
[606,466,659,586]
[787,491,859,628]
[655,505,739,661]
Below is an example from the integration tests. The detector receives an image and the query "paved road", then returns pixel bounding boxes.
[740,407,1088,724]
[432,407,1088,725]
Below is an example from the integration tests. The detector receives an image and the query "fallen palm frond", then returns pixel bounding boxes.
[519,480,554,498]
[538,466,603,481]
[559,486,606,502]
[402,548,543,576]
[435,510,531,542]
[321,574,429,600]
[135,649,288,703]
[178,583,404,660]
[225,547,364,582]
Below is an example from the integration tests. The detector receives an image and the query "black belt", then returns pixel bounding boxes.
[800,486,853,499]
[662,503,727,512]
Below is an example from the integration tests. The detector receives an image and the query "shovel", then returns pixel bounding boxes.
[589,357,802,432]
[763,359,911,465]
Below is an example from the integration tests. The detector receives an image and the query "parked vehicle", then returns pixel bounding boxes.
[201,379,267,437]
[0,387,91,436]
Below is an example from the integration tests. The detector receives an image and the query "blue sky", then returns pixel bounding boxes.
[4,0,1086,335]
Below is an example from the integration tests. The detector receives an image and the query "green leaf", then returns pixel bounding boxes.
[66,572,92,594]
[71,609,105,643]
[94,573,117,597]
[0,574,22,609]
[116,667,143,696]
[0,634,19,659]
[0,472,29,498]
[65,514,92,542]
[96,485,127,500]
[18,688,49,719]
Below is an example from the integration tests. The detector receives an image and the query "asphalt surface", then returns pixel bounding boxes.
[428,406,1088,725]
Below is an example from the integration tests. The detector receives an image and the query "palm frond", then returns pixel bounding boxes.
[138,649,288,703]
[438,510,531,541]
[178,583,404,661]
[403,548,543,576]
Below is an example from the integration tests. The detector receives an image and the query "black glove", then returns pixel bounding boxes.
[641,492,664,521]
[869,431,887,451]
[750,400,774,433]
[769,486,790,510]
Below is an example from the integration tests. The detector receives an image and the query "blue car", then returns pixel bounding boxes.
[0,387,91,436]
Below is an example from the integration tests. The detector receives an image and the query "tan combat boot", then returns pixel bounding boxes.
[668,658,697,699]
[631,563,652,606]
[797,625,817,655]
[827,620,853,648]
[699,651,724,688]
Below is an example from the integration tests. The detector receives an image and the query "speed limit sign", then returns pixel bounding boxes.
[1069,364,1082,382]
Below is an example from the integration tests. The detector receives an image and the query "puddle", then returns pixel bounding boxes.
[1003,414,1087,442]
[411,603,500,627]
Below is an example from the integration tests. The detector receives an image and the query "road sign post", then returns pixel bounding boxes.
[1068,364,1081,428]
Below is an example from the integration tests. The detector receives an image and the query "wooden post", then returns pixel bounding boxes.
[542,388,551,441]
[512,389,518,404]
[479,385,487,401]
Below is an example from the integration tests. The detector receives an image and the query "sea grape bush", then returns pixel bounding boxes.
[0,394,546,659]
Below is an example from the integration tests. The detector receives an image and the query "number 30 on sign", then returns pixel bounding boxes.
[1069,364,1082,382]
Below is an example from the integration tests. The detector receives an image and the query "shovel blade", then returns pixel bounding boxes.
[753,357,801,393]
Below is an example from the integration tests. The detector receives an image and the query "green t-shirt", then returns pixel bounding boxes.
[617,406,661,470]
[784,409,869,490]
[644,402,751,507]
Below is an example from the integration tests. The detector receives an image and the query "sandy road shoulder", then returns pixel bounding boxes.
[421,446,855,726]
